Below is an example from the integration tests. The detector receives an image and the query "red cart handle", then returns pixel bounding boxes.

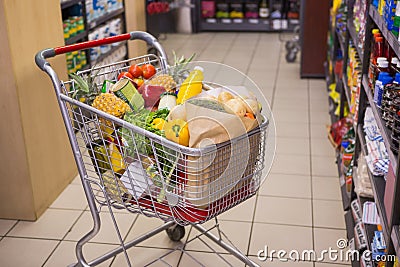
[35,31,168,71]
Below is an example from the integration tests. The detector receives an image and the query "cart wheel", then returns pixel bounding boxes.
[166,224,185,242]
[286,51,297,63]
[285,41,295,51]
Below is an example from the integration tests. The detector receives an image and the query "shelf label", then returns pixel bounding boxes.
[290,19,300,24]
[89,22,96,29]
[233,19,243,24]
[249,19,259,24]
[206,18,217,24]
[221,18,232,24]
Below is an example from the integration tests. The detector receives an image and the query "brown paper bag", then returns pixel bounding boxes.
[184,101,260,207]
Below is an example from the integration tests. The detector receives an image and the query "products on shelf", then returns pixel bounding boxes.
[259,0,270,18]
[245,0,259,18]
[88,18,123,62]
[229,0,244,18]
[67,51,87,74]
[354,152,374,198]
[371,230,387,261]
[216,0,230,18]
[63,16,85,41]
[86,0,124,23]
[201,1,216,18]
[347,43,362,124]
[353,0,368,52]
[363,107,390,176]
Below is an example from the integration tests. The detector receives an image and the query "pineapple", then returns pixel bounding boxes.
[169,51,196,83]
[69,66,101,105]
[147,52,195,92]
[92,93,131,127]
[148,74,177,92]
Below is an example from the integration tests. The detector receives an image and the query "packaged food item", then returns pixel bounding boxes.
[201,1,216,18]
[111,79,144,111]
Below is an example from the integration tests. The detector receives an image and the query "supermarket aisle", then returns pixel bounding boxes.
[0,33,348,267]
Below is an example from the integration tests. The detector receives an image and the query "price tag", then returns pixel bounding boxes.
[249,19,259,24]
[221,18,232,24]
[206,18,217,23]
[290,19,300,24]
[233,19,243,24]
[90,22,96,29]
[262,20,269,25]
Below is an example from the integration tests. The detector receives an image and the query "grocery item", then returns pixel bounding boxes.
[216,0,230,18]
[163,119,190,146]
[224,98,246,117]
[92,93,131,121]
[137,84,166,109]
[117,71,133,80]
[111,79,145,111]
[142,64,157,79]
[148,74,177,92]
[259,0,270,18]
[151,118,166,130]
[158,92,177,110]
[176,66,204,104]
[128,64,143,78]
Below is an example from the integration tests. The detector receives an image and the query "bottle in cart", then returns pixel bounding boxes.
[259,0,270,18]
[176,67,204,104]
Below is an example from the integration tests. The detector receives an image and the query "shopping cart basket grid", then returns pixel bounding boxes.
[36,31,267,267]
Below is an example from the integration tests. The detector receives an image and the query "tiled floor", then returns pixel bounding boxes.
[0,33,350,266]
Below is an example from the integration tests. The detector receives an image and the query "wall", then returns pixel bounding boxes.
[0,0,77,220]
[125,0,148,57]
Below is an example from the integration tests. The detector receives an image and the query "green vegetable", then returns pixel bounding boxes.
[120,108,178,202]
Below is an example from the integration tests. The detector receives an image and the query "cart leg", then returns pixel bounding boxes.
[71,221,176,266]
[192,224,260,267]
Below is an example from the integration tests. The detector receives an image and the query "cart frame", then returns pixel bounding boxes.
[36,31,265,267]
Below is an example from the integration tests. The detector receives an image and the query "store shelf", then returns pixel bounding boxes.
[88,8,124,30]
[345,211,362,267]
[392,225,400,258]
[342,74,351,107]
[65,30,87,45]
[357,124,390,244]
[199,18,299,32]
[91,41,126,65]
[61,0,83,9]
[361,76,397,171]
[369,5,400,60]
[347,20,364,62]
[336,28,346,53]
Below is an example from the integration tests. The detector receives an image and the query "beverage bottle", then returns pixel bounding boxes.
[259,0,269,18]
[176,66,204,104]
[374,72,393,107]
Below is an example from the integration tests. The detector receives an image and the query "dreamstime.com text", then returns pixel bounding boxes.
[257,239,397,262]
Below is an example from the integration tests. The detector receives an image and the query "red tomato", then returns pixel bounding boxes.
[117,71,133,80]
[142,64,156,79]
[128,64,143,78]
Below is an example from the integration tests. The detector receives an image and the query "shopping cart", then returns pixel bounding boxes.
[35,31,268,267]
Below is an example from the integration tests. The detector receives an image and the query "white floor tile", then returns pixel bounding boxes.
[254,196,312,226]
[259,173,311,199]
[0,219,17,236]
[0,237,58,267]
[8,209,81,240]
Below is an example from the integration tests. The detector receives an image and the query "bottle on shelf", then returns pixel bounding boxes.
[374,72,393,107]
[391,57,399,75]
[216,0,230,19]
[259,0,270,18]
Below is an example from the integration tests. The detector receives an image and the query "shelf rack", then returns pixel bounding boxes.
[347,20,364,63]
[357,124,390,244]
[342,74,352,108]
[369,6,400,60]
[88,8,124,30]
[361,76,397,171]
[61,0,83,10]
[65,30,87,45]
[392,225,400,258]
